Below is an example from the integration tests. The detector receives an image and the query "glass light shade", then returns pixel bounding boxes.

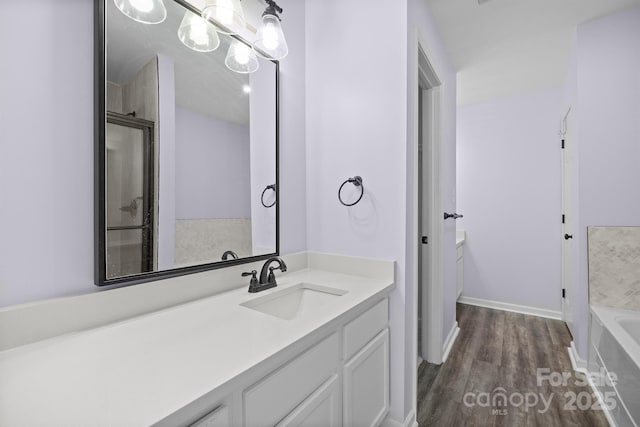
[113,0,167,24]
[177,11,220,52]
[225,41,259,74]
[254,14,288,60]
[201,0,246,35]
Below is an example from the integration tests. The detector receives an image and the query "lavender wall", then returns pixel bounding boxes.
[0,0,307,307]
[305,0,451,422]
[571,6,640,359]
[277,0,307,254]
[174,107,250,219]
[249,63,277,254]
[456,89,563,313]
[156,54,176,270]
[0,0,94,306]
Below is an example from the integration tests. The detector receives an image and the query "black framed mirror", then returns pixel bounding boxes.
[95,0,279,287]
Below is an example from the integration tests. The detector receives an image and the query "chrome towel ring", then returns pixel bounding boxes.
[261,184,277,208]
[338,176,364,207]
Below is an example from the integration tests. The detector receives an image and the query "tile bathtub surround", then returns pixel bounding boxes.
[588,226,640,310]
[174,218,252,267]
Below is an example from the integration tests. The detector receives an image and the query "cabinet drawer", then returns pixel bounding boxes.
[277,374,341,427]
[344,298,388,360]
[243,333,339,427]
[190,405,229,427]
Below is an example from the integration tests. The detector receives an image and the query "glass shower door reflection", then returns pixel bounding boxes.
[105,114,154,279]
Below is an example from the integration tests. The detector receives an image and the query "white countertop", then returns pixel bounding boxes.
[0,266,393,426]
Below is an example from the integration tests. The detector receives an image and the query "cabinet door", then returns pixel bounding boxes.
[343,328,389,427]
[277,375,341,427]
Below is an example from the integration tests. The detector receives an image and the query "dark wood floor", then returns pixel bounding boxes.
[417,303,610,426]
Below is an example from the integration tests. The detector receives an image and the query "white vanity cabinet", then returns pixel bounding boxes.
[243,333,340,426]
[343,329,390,427]
[172,297,390,427]
[277,375,342,427]
[342,298,390,427]
[190,405,230,427]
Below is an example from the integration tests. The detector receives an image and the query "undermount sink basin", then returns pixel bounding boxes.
[240,283,348,320]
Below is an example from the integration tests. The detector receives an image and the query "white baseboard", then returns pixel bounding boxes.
[457,296,562,320]
[442,322,460,363]
[381,410,417,427]
[567,341,588,372]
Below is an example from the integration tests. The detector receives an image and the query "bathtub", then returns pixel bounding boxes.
[589,306,640,427]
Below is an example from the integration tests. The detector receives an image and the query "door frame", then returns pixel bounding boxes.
[412,36,445,374]
[560,107,573,334]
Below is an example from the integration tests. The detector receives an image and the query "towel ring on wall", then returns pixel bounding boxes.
[338,176,364,207]
[261,184,277,208]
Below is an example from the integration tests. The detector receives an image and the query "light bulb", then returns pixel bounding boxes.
[189,17,208,45]
[217,0,234,26]
[254,13,288,60]
[202,0,246,35]
[113,0,166,24]
[262,22,279,50]
[234,43,250,65]
[178,11,220,52]
[130,0,153,12]
[225,40,259,73]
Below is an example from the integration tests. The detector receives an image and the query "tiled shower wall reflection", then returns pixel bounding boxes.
[588,226,640,310]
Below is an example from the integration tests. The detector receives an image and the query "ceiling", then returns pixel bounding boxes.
[427,0,640,105]
[107,0,270,125]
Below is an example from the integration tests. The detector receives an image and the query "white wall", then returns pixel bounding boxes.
[570,6,640,359]
[406,0,458,417]
[456,89,563,312]
[174,107,250,219]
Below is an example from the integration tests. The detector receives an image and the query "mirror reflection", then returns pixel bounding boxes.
[103,0,277,282]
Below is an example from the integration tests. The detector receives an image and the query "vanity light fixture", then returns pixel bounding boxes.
[113,0,167,24]
[254,0,288,60]
[201,0,247,35]
[177,10,221,52]
[225,40,259,73]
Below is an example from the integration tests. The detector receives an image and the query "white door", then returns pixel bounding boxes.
[561,108,574,333]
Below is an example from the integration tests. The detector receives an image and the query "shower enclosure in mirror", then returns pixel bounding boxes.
[95,0,279,286]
